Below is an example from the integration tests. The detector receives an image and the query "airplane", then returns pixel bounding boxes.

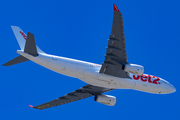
[3,4,176,110]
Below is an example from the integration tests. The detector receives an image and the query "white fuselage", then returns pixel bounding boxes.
[17,50,176,94]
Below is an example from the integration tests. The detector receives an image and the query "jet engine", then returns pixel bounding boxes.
[94,94,116,106]
[122,64,144,75]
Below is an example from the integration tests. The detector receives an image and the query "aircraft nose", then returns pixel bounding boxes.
[159,80,176,94]
[167,84,176,93]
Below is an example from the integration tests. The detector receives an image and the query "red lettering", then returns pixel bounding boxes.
[148,75,152,83]
[152,76,160,84]
[132,74,160,85]
[141,74,147,82]
[20,31,27,40]
[133,75,140,80]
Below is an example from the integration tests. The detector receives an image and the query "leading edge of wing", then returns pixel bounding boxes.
[32,85,114,110]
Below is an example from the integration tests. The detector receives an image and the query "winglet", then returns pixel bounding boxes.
[29,105,33,108]
[113,4,119,11]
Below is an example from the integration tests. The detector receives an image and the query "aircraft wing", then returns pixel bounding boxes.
[99,4,129,78]
[32,84,114,110]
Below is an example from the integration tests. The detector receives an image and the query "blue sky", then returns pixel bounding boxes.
[1,0,180,120]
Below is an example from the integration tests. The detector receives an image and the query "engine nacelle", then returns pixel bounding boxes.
[122,64,144,75]
[94,94,116,106]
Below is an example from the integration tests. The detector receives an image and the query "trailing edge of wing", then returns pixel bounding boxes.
[33,84,114,110]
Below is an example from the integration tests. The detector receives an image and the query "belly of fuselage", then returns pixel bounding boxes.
[22,53,162,93]
[28,54,135,89]
[81,69,135,89]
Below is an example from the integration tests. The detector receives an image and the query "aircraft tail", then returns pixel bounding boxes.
[24,32,39,56]
[11,26,44,53]
[3,26,44,66]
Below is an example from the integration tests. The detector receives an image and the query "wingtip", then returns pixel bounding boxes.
[29,105,34,108]
[113,4,119,11]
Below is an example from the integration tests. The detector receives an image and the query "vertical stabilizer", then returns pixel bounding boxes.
[11,26,45,53]
[11,26,26,50]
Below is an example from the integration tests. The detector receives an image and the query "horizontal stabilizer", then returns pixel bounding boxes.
[24,32,38,56]
[2,55,29,66]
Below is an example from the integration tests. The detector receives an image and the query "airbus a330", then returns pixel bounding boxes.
[3,4,176,110]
